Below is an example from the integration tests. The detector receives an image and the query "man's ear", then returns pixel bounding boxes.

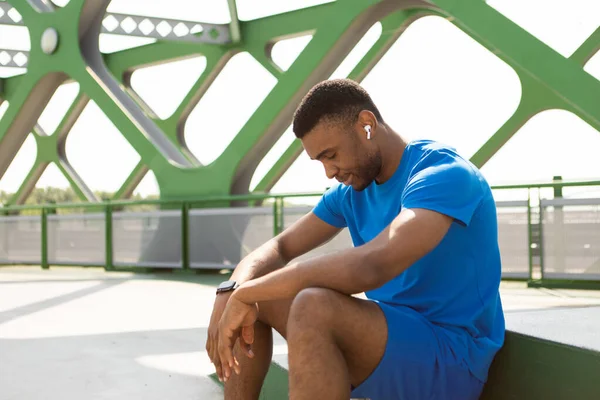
[357,110,377,138]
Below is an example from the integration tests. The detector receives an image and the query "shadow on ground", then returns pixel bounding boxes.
[0,327,222,400]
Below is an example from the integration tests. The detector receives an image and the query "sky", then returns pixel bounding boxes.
[0,0,599,203]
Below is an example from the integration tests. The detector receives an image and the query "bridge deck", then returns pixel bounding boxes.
[1,266,600,399]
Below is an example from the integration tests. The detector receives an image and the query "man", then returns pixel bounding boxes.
[206,79,505,400]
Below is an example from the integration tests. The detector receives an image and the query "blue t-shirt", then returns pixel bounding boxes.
[312,139,505,383]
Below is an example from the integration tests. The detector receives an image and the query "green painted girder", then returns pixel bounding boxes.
[3,86,95,206]
[113,161,147,200]
[570,26,600,66]
[8,161,48,206]
[1,0,599,207]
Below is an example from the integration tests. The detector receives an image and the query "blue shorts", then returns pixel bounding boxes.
[350,301,484,400]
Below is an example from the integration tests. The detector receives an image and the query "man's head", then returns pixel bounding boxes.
[292,79,384,191]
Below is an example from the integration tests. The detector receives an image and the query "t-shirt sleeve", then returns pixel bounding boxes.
[401,158,483,226]
[312,184,347,228]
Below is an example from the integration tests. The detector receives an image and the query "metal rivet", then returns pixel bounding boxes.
[41,27,59,54]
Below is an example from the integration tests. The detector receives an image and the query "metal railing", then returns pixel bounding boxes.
[1,180,599,287]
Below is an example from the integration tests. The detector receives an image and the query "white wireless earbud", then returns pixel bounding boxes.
[364,125,372,140]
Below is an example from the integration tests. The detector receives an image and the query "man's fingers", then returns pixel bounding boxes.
[207,334,225,381]
[215,364,223,382]
[233,355,241,375]
[206,336,213,360]
[242,325,254,345]
[239,341,254,359]
[213,350,224,382]
[240,325,255,358]
[218,334,236,380]
[209,335,217,364]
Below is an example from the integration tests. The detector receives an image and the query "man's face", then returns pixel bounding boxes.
[301,119,382,191]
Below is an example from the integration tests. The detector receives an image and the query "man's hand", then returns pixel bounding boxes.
[206,292,232,381]
[217,292,259,381]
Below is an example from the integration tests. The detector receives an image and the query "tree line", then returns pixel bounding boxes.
[0,187,158,214]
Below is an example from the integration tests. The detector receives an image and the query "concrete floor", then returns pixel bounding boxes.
[2,266,600,399]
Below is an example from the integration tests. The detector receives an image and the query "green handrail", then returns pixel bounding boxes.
[490,179,600,190]
[2,179,600,213]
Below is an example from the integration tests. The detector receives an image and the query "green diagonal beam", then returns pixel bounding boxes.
[159,52,228,160]
[570,26,600,67]
[6,161,48,206]
[252,138,303,193]
[249,48,284,79]
[0,75,52,179]
[347,9,426,81]
[55,159,98,202]
[52,91,97,202]
[113,161,148,200]
[55,92,89,148]
[469,76,559,167]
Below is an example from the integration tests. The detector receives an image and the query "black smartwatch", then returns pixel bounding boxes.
[216,280,238,294]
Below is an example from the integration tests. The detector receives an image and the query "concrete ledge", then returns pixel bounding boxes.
[480,330,600,400]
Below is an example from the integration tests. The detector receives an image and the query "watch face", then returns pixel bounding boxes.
[218,280,235,291]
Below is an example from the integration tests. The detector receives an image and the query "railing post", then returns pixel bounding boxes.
[181,202,189,270]
[538,198,545,280]
[105,203,113,270]
[272,198,279,237]
[553,176,565,277]
[41,208,48,270]
[278,197,285,233]
[527,189,533,281]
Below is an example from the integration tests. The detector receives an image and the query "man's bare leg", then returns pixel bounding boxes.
[287,288,388,400]
[223,299,292,400]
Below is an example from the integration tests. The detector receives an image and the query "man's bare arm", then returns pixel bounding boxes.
[233,207,453,304]
[229,211,342,284]
[206,210,341,377]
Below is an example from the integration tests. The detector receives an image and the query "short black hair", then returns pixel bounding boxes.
[292,79,384,138]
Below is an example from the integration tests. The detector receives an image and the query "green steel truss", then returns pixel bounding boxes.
[0,0,599,205]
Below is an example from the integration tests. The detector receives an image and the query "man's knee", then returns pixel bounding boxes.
[288,287,337,329]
